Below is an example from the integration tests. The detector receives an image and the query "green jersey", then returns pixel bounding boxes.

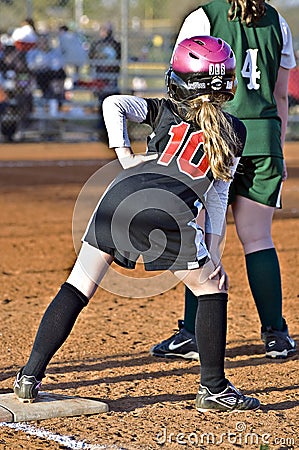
[175,0,295,156]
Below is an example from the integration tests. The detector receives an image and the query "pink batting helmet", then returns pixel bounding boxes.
[166,35,237,101]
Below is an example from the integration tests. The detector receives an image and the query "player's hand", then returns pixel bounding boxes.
[208,263,229,290]
[115,146,158,169]
[119,153,158,169]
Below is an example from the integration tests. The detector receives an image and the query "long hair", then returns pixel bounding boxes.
[227,0,266,26]
[177,95,241,182]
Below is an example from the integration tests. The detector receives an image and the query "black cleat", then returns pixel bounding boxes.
[196,382,260,412]
[262,319,296,359]
[150,320,199,360]
[13,371,42,403]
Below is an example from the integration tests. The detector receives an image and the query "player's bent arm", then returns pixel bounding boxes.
[102,94,148,149]
[204,186,227,288]
[202,157,240,289]
[274,67,290,148]
[103,95,158,169]
[274,67,290,181]
[205,231,229,291]
[204,157,240,235]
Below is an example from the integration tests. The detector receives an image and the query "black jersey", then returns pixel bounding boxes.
[83,97,246,271]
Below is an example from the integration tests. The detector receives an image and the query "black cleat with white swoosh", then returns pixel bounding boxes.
[196,382,260,412]
[149,320,199,360]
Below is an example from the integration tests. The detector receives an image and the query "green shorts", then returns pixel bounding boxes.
[229,156,284,208]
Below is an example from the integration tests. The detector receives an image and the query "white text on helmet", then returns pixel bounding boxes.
[209,63,226,76]
[187,81,206,89]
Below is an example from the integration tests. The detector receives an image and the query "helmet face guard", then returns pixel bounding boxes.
[166,36,237,101]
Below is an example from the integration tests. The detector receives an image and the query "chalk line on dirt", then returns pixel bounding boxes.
[0,422,126,450]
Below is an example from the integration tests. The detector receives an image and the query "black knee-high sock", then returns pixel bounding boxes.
[245,248,283,331]
[23,282,89,380]
[184,287,198,334]
[195,293,228,393]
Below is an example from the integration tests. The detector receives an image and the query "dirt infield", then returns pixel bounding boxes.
[0,141,298,450]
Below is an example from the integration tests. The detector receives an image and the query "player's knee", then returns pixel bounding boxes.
[184,276,223,297]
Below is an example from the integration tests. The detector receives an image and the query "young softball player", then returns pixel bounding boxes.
[13,36,260,412]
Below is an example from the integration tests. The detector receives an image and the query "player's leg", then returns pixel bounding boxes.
[149,208,207,360]
[151,154,296,361]
[183,287,198,334]
[232,195,296,358]
[66,242,113,298]
[232,195,279,323]
[159,195,296,361]
[173,268,259,411]
[13,243,113,402]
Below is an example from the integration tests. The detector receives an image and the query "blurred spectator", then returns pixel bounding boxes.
[58,25,88,85]
[88,22,121,86]
[0,41,33,141]
[88,22,121,139]
[0,78,8,117]
[11,18,38,52]
[26,34,66,106]
[0,39,4,60]
[0,41,29,74]
[288,50,299,107]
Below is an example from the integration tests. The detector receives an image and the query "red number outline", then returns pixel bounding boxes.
[158,122,210,180]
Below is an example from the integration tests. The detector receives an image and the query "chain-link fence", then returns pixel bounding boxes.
[0,0,298,142]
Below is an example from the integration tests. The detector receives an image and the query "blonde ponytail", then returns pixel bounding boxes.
[179,95,241,182]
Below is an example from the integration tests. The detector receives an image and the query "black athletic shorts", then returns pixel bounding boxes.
[83,161,211,271]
